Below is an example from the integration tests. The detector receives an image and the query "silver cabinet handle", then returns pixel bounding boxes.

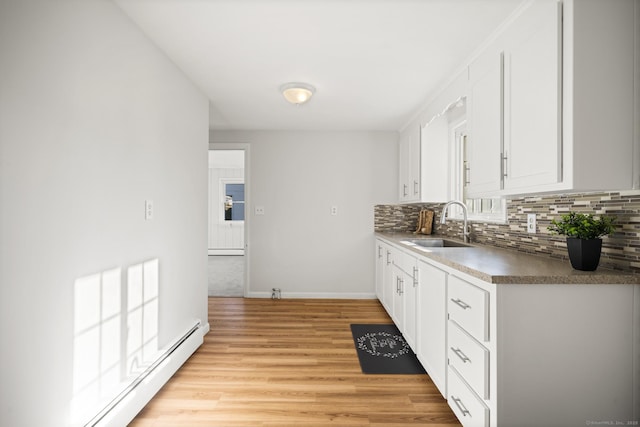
[501,152,508,178]
[378,246,382,258]
[413,267,419,287]
[386,251,391,266]
[395,277,404,295]
[450,347,470,363]
[451,298,471,310]
[464,161,470,186]
[403,184,408,197]
[413,180,419,195]
[451,396,470,416]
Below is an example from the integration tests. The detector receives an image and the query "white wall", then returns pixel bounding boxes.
[0,1,209,426]
[210,130,397,298]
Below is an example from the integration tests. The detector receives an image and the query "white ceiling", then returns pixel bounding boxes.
[114,0,524,131]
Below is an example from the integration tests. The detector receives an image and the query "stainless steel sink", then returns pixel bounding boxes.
[400,238,471,248]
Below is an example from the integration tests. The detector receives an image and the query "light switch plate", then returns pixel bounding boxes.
[145,199,154,220]
[527,213,536,233]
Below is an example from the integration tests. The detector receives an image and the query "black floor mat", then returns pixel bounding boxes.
[350,324,426,374]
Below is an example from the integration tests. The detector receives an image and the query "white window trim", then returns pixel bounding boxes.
[448,119,507,224]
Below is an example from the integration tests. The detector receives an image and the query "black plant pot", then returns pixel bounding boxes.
[566,237,602,271]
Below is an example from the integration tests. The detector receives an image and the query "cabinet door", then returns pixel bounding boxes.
[408,126,421,200]
[466,53,503,197]
[375,241,385,301]
[398,134,411,201]
[416,259,447,396]
[503,0,562,191]
[399,128,421,202]
[391,264,404,328]
[380,244,394,315]
[421,116,450,202]
[403,264,418,351]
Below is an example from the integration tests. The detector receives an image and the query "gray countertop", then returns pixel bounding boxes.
[376,232,640,285]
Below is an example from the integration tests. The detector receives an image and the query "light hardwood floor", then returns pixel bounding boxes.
[129,298,461,426]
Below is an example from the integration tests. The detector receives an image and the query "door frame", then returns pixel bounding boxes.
[208,142,250,297]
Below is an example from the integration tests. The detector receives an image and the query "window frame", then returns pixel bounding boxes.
[220,178,245,223]
[449,118,507,224]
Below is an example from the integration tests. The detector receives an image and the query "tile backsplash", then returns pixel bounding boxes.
[375,191,640,273]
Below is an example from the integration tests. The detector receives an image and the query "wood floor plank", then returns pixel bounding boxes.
[129,298,461,426]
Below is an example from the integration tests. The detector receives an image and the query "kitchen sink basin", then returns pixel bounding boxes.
[400,238,471,248]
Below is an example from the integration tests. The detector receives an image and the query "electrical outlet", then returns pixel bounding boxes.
[331,206,338,216]
[145,199,153,220]
[527,213,536,233]
[255,206,265,215]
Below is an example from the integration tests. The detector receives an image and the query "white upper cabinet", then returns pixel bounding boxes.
[466,0,563,198]
[562,0,637,191]
[404,0,638,201]
[467,51,503,196]
[416,259,447,396]
[398,125,421,202]
[502,0,562,192]
[421,113,452,202]
[464,0,637,197]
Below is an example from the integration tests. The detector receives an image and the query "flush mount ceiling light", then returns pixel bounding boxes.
[280,82,315,105]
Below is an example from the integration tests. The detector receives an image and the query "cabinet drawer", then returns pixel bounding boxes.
[448,321,489,399]
[448,275,489,342]
[392,250,416,277]
[448,367,489,427]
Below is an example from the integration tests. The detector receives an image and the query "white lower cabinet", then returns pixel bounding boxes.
[401,263,418,351]
[445,271,639,427]
[375,237,639,427]
[445,274,492,427]
[376,239,419,351]
[448,367,489,427]
[376,241,394,315]
[448,322,489,400]
[391,264,405,329]
[447,275,489,343]
[375,240,393,311]
[416,259,447,396]
[391,249,418,350]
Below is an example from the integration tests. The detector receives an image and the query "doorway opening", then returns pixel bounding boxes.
[208,148,246,297]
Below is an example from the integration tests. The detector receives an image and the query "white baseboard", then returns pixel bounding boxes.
[245,291,377,299]
[208,249,244,256]
[94,322,209,427]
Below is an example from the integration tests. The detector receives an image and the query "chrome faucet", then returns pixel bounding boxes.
[440,200,470,243]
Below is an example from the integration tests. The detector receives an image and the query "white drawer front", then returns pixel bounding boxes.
[448,367,489,427]
[447,275,489,342]
[448,321,489,399]
[392,250,416,277]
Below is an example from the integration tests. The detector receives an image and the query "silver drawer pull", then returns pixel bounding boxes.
[451,347,470,363]
[451,395,470,416]
[451,298,471,310]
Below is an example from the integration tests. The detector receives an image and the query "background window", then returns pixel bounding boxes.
[224,183,245,221]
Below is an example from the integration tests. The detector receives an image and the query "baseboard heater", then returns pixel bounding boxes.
[85,320,207,427]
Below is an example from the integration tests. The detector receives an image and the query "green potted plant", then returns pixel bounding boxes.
[548,212,616,271]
